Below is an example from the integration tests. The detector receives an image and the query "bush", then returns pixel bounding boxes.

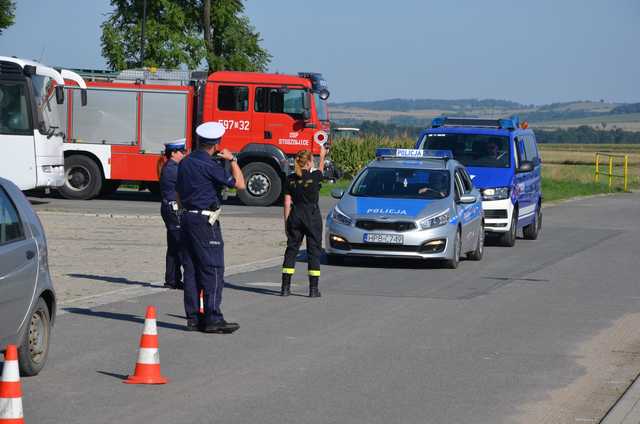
[330,136,414,177]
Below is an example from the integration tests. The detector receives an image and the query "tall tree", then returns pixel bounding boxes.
[0,0,15,36]
[101,0,270,72]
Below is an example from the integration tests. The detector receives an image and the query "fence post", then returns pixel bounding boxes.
[624,155,628,192]
[594,153,600,183]
[608,156,613,190]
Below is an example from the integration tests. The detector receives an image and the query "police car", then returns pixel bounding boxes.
[416,116,542,247]
[326,148,484,268]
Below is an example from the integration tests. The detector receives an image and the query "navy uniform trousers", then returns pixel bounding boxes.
[160,202,182,286]
[181,212,225,324]
[283,205,323,275]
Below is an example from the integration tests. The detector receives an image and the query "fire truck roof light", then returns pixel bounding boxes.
[375,148,453,160]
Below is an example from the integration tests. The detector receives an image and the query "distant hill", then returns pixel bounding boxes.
[333,98,527,111]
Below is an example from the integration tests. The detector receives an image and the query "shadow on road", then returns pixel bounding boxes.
[97,370,129,381]
[224,281,282,296]
[67,274,161,288]
[63,307,186,331]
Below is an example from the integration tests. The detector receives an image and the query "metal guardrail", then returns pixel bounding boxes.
[594,152,629,191]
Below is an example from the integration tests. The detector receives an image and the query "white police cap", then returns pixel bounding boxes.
[196,122,226,145]
[163,138,186,151]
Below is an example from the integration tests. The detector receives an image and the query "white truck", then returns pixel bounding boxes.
[0,56,87,191]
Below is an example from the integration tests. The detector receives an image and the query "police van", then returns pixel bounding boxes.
[416,117,542,246]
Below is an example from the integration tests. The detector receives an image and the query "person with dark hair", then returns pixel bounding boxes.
[159,140,186,289]
[281,144,327,298]
[176,122,245,333]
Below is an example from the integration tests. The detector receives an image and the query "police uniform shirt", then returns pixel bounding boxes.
[159,159,179,202]
[285,169,322,207]
[176,150,236,210]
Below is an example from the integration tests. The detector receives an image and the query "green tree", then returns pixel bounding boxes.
[0,0,16,36]
[101,0,270,72]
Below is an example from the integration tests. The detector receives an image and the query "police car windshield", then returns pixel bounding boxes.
[350,167,450,199]
[421,133,511,168]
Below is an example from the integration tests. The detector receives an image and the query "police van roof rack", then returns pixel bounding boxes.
[431,116,521,130]
[375,148,452,162]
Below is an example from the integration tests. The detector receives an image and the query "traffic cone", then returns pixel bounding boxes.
[124,306,168,385]
[199,290,204,314]
[0,345,24,423]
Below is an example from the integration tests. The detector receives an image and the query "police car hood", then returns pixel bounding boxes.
[466,167,514,189]
[338,195,446,221]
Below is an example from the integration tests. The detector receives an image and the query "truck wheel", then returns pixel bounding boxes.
[500,211,518,247]
[523,204,542,240]
[238,162,282,206]
[59,155,103,200]
[18,298,51,377]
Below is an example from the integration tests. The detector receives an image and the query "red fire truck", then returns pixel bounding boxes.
[59,68,331,206]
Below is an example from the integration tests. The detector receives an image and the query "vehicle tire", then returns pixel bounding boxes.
[327,253,345,266]
[445,229,461,269]
[18,297,51,377]
[500,210,518,247]
[59,155,103,200]
[99,180,121,196]
[467,222,485,261]
[237,162,282,206]
[523,204,542,240]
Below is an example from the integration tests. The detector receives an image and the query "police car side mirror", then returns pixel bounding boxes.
[331,189,345,199]
[458,194,477,204]
[517,161,534,173]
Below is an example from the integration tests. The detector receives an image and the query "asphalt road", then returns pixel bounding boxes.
[13,193,640,423]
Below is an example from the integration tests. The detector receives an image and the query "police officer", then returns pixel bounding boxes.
[160,139,186,290]
[281,144,327,298]
[176,122,245,333]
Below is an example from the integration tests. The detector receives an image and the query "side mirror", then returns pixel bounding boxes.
[331,189,345,199]
[458,194,477,204]
[55,86,64,104]
[517,161,533,173]
[80,89,88,106]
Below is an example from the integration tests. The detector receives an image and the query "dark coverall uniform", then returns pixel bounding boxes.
[176,150,236,327]
[159,159,183,289]
[281,169,323,297]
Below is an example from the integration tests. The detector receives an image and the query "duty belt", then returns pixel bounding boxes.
[188,208,221,225]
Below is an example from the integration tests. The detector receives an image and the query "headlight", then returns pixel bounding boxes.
[331,206,353,226]
[482,187,510,201]
[419,209,450,230]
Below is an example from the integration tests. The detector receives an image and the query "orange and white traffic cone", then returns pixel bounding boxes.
[0,344,24,423]
[199,290,204,315]
[124,306,168,385]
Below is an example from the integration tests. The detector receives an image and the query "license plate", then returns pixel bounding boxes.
[363,233,404,244]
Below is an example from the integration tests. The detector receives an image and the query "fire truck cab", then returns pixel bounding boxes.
[60,69,331,206]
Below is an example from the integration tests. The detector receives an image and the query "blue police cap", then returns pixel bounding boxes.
[164,139,186,152]
[196,122,226,145]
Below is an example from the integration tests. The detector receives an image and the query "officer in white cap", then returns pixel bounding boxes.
[160,139,186,289]
[176,122,246,333]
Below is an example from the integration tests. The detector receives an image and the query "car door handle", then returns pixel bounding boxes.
[26,250,35,260]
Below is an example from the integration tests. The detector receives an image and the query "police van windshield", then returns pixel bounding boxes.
[314,93,328,121]
[420,133,511,168]
[350,167,450,199]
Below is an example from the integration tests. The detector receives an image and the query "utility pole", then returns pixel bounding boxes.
[140,0,147,67]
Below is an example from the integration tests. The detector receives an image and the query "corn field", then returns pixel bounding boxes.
[330,136,414,177]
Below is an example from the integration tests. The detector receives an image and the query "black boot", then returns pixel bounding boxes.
[309,276,321,298]
[281,273,291,297]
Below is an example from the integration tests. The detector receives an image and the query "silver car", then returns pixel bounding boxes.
[0,177,56,376]
[326,149,485,268]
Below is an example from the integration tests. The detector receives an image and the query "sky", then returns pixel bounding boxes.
[1,0,638,104]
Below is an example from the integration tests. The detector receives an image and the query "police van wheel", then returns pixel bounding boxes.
[445,230,461,269]
[18,298,51,377]
[523,205,542,240]
[500,212,518,247]
[467,222,484,261]
[59,155,103,200]
[238,163,282,206]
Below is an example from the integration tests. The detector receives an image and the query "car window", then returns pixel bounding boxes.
[516,136,527,163]
[458,168,473,193]
[350,167,451,199]
[524,135,539,163]
[255,87,306,119]
[0,187,25,245]
[218,86,248,112]
[454,173,465,199]
[421,133,511,168]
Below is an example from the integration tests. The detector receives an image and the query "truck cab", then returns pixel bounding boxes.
[416,116,542,246]
[0,57,87,191]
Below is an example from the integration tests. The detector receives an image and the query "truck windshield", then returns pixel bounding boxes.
[0,81,31,134]
[420,133,511,168]
[30,75,63,135]
[350,167,450,199]
[314,93,328,121]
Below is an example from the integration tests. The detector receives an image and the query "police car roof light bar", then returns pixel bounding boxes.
[375,148,453,161]
[431,116,521,130]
